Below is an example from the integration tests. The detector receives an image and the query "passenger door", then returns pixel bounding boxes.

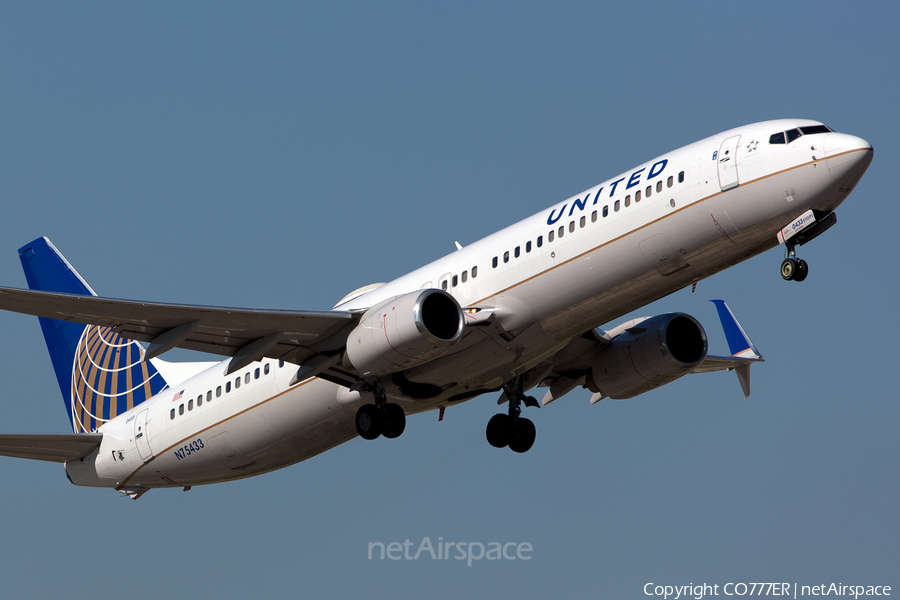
[717,135,741,191]
[134,409,153,463]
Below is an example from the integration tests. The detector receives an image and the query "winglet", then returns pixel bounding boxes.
[735,363,751,399]
[710,300,762,360]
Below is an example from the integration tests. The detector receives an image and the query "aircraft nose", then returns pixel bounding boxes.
[824,133,873,189]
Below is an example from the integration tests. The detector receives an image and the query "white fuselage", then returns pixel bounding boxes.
[66,119,873,491]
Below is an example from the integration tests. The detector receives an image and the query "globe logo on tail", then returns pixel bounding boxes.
[71,325,167,433]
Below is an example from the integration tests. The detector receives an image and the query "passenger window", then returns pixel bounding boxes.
[579,216,586,227]
[548,230,554,242]
[514,246,520,258]
[667,176,673,188]
[207,390,212,402]
[526,241,531,253]
[786,128,802,143]
[472,266,478,277]
[624,195,630,208]
[635,190,641,202]
[170,408,175,420]
[492,256,498,268]
[264,363,270,375]
[769,132,786,144]
[591,211,597,222]
[537,236,543,248]
[226,381,231,393]
[188,399,193,411]
[179,404,185,415]
[678,171,685,183]
[235,377,241,389]
[646,185,652,198]
[568,221,575,233]
[441,279,448,290]
[245,373,250,384]
[197,394,202,407]
[461,270,467,282]
[255,368,260,379]
[503,251,509,263]
[558,226,564,238]
[279,360,284,368]
[217,385,222,397]
[603,206,609,217]
[614,200,620,212]
[452,275,458,287]
[656,181,662,193]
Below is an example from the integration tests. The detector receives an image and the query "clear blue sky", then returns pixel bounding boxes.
[0,2,896,598]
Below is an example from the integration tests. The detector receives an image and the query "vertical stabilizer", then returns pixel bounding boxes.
[18,238,168,433]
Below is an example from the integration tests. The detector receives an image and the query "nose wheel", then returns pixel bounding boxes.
[781,244,808,282]
[781,257,808,282]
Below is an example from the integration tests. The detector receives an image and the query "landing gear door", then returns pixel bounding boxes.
[717,135,741,191]
[134,409,153,463]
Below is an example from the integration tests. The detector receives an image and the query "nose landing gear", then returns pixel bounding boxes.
[780,245,808,282]
[777,210,838,282]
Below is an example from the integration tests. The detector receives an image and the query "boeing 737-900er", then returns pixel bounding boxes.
[0,119,872,498]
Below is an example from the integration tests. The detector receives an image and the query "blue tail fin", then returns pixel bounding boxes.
[18,237,168,433]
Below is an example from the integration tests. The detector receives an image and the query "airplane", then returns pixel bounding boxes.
[0,119,872,499]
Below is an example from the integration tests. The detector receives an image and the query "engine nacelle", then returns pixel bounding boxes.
[587,313,707,399]
[344,289,465,377]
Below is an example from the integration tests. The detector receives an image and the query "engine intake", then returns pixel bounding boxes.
[345,289,465,377]
[587,313,707,399]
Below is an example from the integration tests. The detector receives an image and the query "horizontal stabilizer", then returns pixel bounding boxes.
[0,433,102,463]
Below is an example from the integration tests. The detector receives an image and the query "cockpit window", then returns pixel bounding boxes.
[800,125,832,135]
[770,125,833,145]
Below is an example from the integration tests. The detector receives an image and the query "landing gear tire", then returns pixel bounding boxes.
[486,376,539,453]
[794,259,809,282]
[781,258,798,281]
[781,257,809,282]
[381,403,406,439]
[486,413,511,448]
[355,404,382,440]
[508,418,536,454]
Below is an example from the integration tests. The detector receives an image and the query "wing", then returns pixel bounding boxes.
[537,300,764,404]
[0,286,358,374]
[0,433,103,463]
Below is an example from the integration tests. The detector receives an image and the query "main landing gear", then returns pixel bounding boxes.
[780,243,808,282]
[355,384,406,440]
[485,382,538,453]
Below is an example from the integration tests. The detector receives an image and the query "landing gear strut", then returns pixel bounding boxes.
[485,381,537,453]
[355,383,406,440]
[781,243,808,282]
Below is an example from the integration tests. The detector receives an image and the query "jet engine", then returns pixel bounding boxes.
[586,313,707,399]
[344,289,465,377]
